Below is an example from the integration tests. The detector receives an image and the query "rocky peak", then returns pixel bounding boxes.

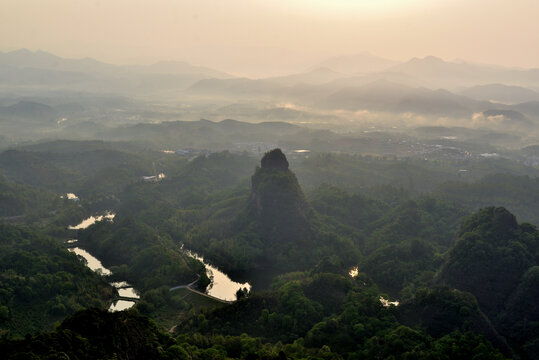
[260,148,289,171]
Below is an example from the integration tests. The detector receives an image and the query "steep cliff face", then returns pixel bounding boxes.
[250,149,311,244]
[182,148,360,275]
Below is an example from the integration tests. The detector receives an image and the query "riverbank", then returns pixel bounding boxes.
[67,213,250,316]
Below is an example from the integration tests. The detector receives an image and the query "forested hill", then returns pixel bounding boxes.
[1,143,539,359]
[437,207,539,356]
[181,149,360,275]
[0,225,115,336]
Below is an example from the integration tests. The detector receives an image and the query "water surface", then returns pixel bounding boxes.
[68,247,112,276]
[118,287,139,298]
[65,214,138,312]
[66,193,79,200]
[379,296,400,307]
[109,300,136,312]
[70,246,138,311]
[185,250,251,301]
[68,212,115,230]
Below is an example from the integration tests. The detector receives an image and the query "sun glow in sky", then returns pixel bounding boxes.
[0,0,538,76]
[290,0,430,15]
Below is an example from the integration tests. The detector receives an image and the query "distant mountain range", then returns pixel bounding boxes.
[321,79,492,117]
[4,49,538,90]
[1,49,539,126]
[0,49,231,78]
[0,49,118,74]
[0,49,232,94]
[311,52,398,74]
[266,67,345,86]
[187,76,528,118]
[459,84,539,104]
[388,56,539,89]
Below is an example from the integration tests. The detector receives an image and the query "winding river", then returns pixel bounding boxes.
[67,212,140,311]
[68,212,251,310]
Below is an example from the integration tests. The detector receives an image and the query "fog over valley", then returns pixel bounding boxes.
[2,48,539,151]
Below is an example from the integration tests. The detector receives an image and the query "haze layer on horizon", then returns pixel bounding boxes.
[1,0,538,77]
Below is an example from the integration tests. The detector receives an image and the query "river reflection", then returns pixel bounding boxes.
[69,214,248,306]
[67,213,138,311]
[66,193,79,201]
[68,247,112,275]
[69,246,139,311]
[118,287,139,298]
[184,250,251,301]
[380,296,400,307]
[109,300,136,312]
[68,212,115,230]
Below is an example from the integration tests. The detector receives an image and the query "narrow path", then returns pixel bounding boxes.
[181,287,232,304]
[116,296,139,302]
[169,274,200,291]
[0,215,25,222]
[169,274,232,304]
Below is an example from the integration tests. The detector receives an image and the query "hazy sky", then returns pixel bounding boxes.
[1,0,538,76]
